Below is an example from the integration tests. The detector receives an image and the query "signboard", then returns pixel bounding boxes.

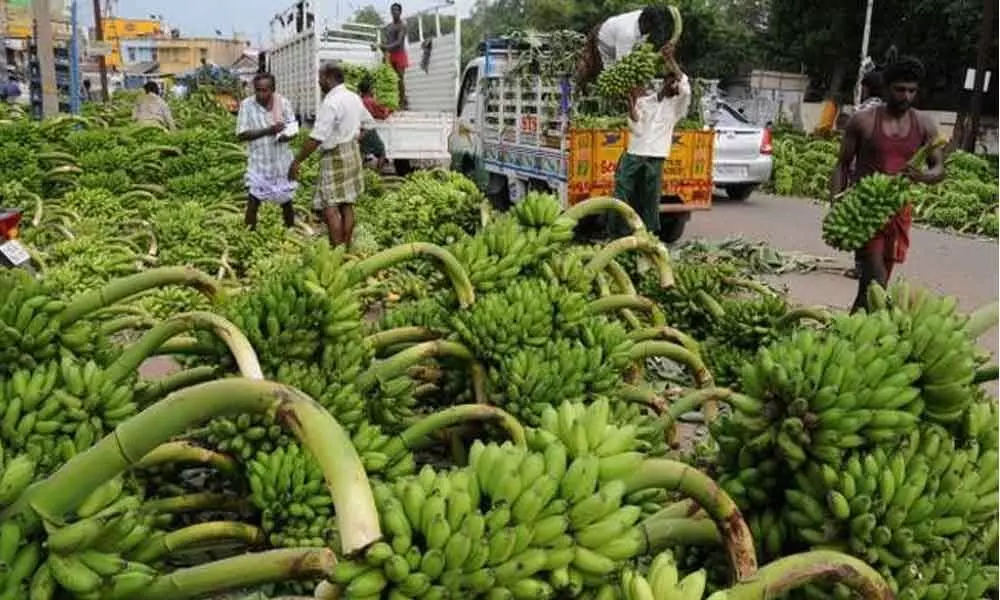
[87,42,113,57]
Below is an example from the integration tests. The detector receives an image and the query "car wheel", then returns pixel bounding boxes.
[657,216,687,244]
[725,184,756,201]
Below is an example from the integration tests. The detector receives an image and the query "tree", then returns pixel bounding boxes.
[352,5,385,28]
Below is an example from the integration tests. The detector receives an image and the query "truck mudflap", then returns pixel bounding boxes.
[567,128,715,211]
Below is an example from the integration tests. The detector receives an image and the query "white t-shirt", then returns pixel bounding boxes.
[597,10,643,68]
[310,84,376,149]
[627,74,692,158]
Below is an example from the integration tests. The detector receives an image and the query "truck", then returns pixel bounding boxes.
[449,38,715,243]
[265,0,461,173]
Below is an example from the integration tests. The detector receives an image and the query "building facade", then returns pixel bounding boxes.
[153,37,249,76]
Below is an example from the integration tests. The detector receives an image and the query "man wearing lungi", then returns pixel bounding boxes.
[288,63,375,247]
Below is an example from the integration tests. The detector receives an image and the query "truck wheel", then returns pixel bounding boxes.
[725,184,756,201]
[393,159,414,177]
[657,216,687,244]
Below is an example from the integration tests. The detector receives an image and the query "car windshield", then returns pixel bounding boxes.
[712,103,753,127]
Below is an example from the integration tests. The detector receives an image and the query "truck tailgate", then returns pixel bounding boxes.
[372,112,454,161]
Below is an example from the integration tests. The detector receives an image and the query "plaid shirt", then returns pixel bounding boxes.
[236,95,296,180]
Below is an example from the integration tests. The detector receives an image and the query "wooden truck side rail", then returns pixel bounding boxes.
[567,127,715,210]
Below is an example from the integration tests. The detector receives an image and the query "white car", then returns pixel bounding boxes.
[709,102,774,201]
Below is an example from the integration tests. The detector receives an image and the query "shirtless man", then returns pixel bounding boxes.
[830,56,945,313]
[381,3,408,109]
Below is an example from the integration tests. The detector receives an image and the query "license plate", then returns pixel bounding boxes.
[715,166,748,178]
[0,240,30,266]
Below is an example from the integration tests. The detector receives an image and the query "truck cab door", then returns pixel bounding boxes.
[449,65,481,175]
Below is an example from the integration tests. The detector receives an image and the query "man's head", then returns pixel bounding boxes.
[318,62,345,95]
[661,71,681,98]
[144,81,160,95]
[83,79,91,90]
[881,56,924,114]
[638,6,669,51]
[358,77,374,97]
[253,72,276,106]
[390,3,402,22]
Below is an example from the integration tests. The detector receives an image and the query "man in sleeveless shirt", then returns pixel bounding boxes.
[830,56,945,313]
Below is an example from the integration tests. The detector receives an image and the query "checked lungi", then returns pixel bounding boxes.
[314,140,365,210]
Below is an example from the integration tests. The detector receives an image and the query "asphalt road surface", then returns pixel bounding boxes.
[687,191,999,357]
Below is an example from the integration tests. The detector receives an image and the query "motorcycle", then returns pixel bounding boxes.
[0,207,36,274]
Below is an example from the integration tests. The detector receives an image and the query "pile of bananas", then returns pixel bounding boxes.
[330,439,652,599]
[821,173,911,251]
[595,44,661,100]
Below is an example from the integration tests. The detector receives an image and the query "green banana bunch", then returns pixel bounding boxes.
[204,412,289,461]
[595,43,661,100]
[512,192,563,229]
[822,173,911,251]
[861,280,980,423]
[350,422,416,480]
[621,551,708,600]
[247,443,336,548]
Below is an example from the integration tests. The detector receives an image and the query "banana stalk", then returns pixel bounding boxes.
[588,294,667,327]
[563,196,646,233]
[365,327,443,352]
[640,516,722,551]
[720,550,891,600]
[8,379,382,554]
[401,405,526,449]
[142,547,337,600]
[351,243,475,308]
[965,301,998,339]
[59,267,222,326]
[774,306,832,328]
[721,277,777,297]
[604,260,641,327]
[151,336,220,357]
[667,388,734,421]
[138,493,248,515]
[623,459,757,581]
[104,311,263,383]
[135,441,240,478]
[136,366,223,405]
[617,384,668,415]
[89,304,155,320]
[973,364,999,384]
[629,341,714,390]
[356,340,478,392]
[587,235,674,288]
[98,315,158,335]
[595,272,642,329]
[133,521,266,563]
[628,326,701,356]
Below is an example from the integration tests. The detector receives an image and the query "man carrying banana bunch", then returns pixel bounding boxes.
[606,42,691,238]
[576,6,672,91]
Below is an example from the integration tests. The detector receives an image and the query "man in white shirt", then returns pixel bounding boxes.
[288,62,375,247]
[608,44,691,237]
[132,82,176,130]
[577,6,670,90]
[237,72,298,230]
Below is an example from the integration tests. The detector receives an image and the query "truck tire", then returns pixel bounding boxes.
[657,216,687,244]
[725,184,756,201]
[393,159,414,177]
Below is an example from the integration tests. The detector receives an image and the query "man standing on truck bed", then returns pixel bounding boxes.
[830,55,944,313]
[381,3,408,109]
[288,63,375,248]
[607,43,691,238]
[359,77,391,171]
[576,6,671,90]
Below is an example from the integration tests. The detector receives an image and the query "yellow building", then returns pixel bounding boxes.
[153,37,250,76]
[2,0,71,39]
[100,18,162,68]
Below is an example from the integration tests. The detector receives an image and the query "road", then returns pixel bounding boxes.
[686,192,999,356]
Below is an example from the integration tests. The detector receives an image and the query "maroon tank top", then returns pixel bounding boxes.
[854,107,925,180]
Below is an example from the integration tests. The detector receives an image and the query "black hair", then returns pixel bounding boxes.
[638,6,669,50]
[882,55,924,86]
[861,70,883,96]
[320,62,345,84]
[390,2,402,11]
[83,79,91,88]
[358,77,374,95]
[253,72,276,90]
[144,81,159,94]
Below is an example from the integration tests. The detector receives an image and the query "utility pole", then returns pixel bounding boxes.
[92,0,107,101]
[852,0,875,107]
[69,0,80,113]
[965,0,996,152]
[33,0,58,117]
